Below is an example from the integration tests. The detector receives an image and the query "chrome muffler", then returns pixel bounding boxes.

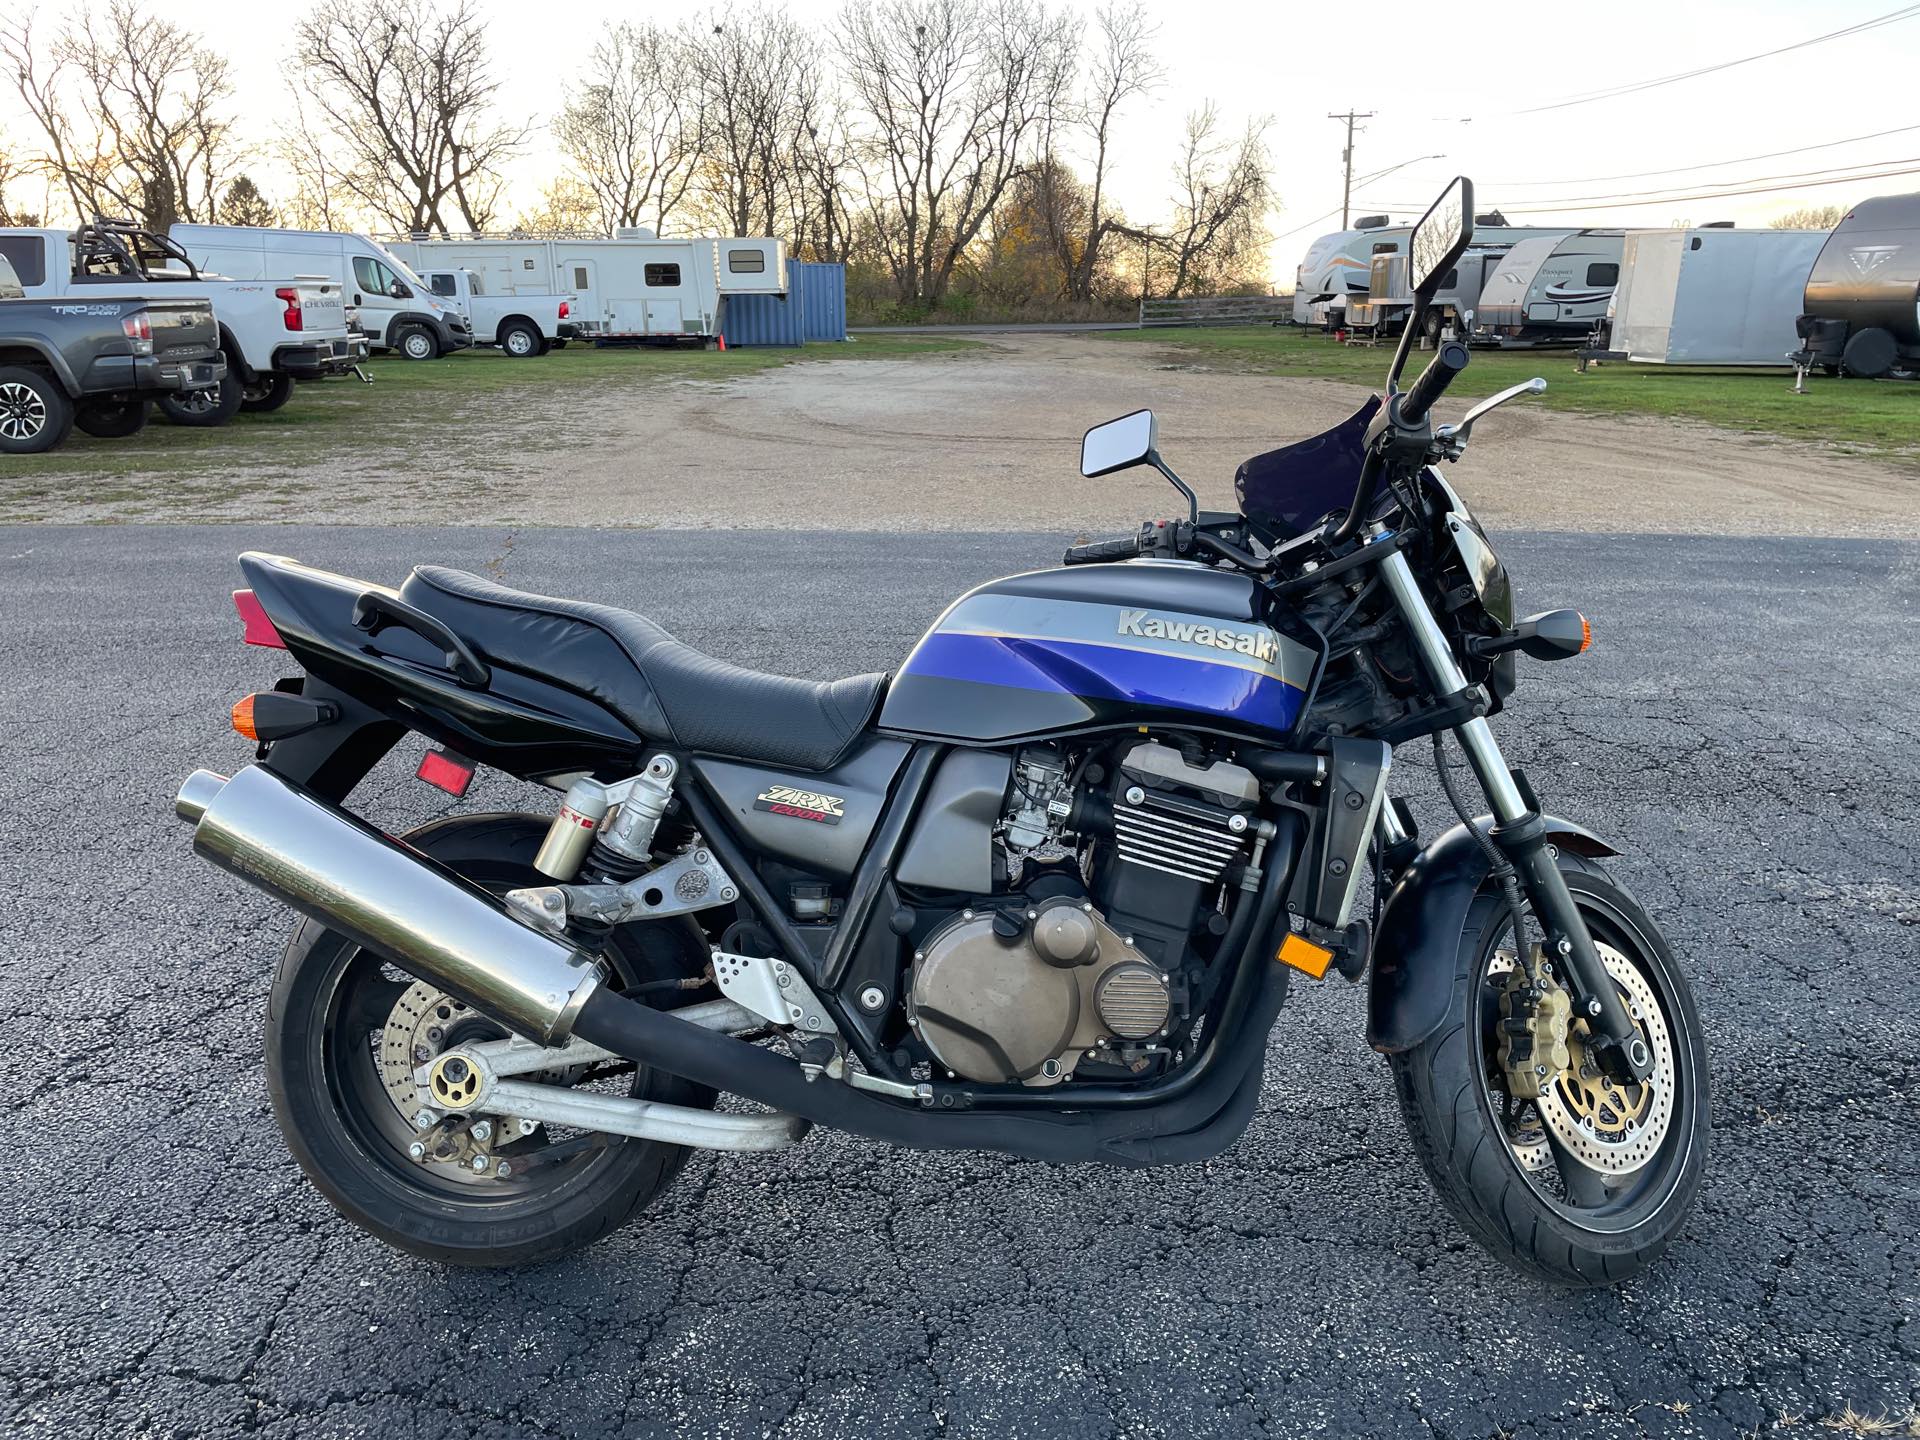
[175,765,603,1044]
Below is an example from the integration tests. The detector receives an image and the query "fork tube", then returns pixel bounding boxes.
[1375,545,1526,820]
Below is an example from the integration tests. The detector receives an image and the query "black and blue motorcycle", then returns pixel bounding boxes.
[176,178,1708,1285]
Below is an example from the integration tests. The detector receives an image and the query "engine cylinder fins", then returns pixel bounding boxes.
[1112,799,1247,884]
[1093,961,1172,1040]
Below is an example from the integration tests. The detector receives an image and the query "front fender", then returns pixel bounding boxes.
[1366,815,1617,1054]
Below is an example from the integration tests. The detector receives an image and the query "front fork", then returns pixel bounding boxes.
[1376,544,1654,1082]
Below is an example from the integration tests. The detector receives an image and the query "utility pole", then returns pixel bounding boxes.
[1328,110,1376,228]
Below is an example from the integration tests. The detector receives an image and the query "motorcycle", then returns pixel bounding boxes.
[175,178,1707,1284]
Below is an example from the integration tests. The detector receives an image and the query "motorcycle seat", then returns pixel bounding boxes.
[399,566,886,772]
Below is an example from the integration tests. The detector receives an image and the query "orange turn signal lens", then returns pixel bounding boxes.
[230,694,258,740]
[1277,933,1334,980]
[1578,614,1592,654]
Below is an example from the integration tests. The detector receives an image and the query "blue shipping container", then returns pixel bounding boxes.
[725,261,848,347]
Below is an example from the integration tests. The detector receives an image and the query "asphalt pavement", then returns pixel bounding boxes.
[1,525,1914,1440]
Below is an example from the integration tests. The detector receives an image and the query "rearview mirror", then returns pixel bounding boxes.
[1081,410,1157,478]
[1410,177,1475,299]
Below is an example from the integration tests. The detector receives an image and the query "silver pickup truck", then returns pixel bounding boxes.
[0,255,225,453]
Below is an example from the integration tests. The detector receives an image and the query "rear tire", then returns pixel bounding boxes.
[74,397,149,439]
[395,325,438,361]
[159,369,242,427]
[264,812,716,1267]
[1388,859,1709,1286]
[240,373,295,413]
[0,366,74,453]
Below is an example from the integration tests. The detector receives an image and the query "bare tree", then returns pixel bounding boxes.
[1,2,241,230]
[1771,203,1844,231]
[555,21,702,234]
[273,88,346,231]
[1036,0,1160,301]
[1146,104,1273,298]
[290,0,529,235]
[783,66,858,261]
[838,0,1075,306]
[685,6,814,237]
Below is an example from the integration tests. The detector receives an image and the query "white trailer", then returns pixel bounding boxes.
[1472,230,1625,347]
[1292,218,1412,328]
[1599,228,1827,367]
[385,234,787,343]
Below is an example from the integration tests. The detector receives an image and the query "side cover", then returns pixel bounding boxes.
[881,563,1318,743]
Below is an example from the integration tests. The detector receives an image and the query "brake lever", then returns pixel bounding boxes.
[1434,377,1547,458]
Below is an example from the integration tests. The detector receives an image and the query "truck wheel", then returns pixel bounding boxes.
[159,371,243,428]
[240,374,295,413]
[74,398,149,438]
[0,366,74,453]
[395,326,439,361]
[499,321,541,358]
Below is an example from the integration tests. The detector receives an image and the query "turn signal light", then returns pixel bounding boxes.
[230,694,259,740]
[1277,933,1334,980]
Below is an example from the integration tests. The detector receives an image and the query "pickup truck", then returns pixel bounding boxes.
[0,220,367,427]
[419,267,574,357]
[0,254,225,453]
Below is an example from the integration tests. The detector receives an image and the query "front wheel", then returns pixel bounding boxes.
[75,397,149,438]
[159,370,242,427]
[240,373,295,413]
[394,325,438,361]
[1388,859,1709,1286]
[264,812,716,1266]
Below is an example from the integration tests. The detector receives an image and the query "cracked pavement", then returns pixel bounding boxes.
[0,524,1914,1439]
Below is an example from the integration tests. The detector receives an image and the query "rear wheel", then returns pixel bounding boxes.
[74,397,148,438]
[159,369,242,427]
[1388,859,1709,1286]
[240,373,295,413]
[0,366,73,453]
[264,812,716,1266]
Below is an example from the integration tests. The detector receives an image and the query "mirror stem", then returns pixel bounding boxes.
[1386,300,1424,395]
[1149,452,1198,524]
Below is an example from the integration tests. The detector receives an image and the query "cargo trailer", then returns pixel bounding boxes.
[1589,227,1826,367]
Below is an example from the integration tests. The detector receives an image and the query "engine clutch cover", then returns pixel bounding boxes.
[909,903,1146,1084]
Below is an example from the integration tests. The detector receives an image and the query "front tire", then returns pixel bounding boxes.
[74,397,149,438]
[1388,858,1709,1286]
[159,369,242,427]
[240,373,295,413]
[264,812,716,1266]
[394,325,438,361]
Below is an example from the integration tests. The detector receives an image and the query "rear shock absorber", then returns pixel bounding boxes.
[533,755,678,883]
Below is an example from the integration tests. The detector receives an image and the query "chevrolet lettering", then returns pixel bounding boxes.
[172,175,1706,1289]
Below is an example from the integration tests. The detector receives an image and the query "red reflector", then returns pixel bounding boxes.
[232,589,286,649]
[416,749,475,797]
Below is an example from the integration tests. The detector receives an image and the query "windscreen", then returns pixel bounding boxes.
[1234,396,1381,543]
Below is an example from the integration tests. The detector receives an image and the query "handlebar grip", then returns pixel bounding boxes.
[1062,532,1144,566]
[1397,339,1471,427]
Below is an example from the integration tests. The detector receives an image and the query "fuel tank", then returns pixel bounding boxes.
[880,561,1320,744]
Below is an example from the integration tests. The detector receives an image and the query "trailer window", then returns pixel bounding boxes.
[429,273,457,297]
[644,263,681,287]
[1586,262,1619,286]
[573,266,589,289]
[0,235,45,287]
[727,249,766,273]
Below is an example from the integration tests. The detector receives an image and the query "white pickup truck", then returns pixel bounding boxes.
[0,220,368,425]
[418,268,575,357]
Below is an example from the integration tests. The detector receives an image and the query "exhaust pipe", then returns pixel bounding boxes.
[175,765,603,1044]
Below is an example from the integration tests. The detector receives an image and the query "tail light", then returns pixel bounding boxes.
[275,287,303,331]
[559,300,570,319]
[122,313,153,354]
[233,589,286,649]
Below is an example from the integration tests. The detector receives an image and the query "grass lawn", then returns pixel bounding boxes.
[1101,326,1920,465]
[0,333,978,493]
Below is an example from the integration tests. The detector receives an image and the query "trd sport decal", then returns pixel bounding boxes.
[753,786,846,825]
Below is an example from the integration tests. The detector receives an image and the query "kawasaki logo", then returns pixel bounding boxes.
[1118,609,1279,663]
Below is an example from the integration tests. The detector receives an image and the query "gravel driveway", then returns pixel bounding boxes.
[2,524,1913,1439]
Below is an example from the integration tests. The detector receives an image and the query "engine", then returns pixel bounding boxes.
[907,740,1260,1086]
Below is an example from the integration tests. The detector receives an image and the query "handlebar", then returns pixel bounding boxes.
[1397,339,1471,427]
[1062,531,1144,566]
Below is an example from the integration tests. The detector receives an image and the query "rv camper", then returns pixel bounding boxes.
[385,234,787,345]
[1352,242,1553,342]
[1472,230,1625,347]
[1595,227,1826,367]
[1292,217,1411,328]
[1790,194,1920,379]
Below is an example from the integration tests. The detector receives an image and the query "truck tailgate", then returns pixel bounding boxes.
[286,279,349,337]
[138,298,220,357]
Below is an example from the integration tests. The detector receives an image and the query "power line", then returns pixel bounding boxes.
[1429,155,1920,210]
[1364,160,1920,215]
[1514,3,1920,114]
[1479,123,1920,188]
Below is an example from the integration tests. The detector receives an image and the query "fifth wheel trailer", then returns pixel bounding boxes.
[385,235,787,344]
[1596,227,1827,366]
[1791,193,1920,378]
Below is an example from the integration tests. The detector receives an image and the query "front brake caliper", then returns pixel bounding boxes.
[1496,950,1573,1101]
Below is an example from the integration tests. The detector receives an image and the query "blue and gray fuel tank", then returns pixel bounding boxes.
[880,561,1320,743]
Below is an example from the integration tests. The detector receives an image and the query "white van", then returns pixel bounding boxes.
[170,224,473,359]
